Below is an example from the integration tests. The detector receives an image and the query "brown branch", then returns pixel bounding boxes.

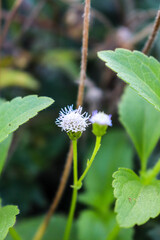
[77,0,91,106]
[32,1,91,240]
[142,10,160,54]
[33,144,73,240]
[0,0,23,49]
[129,23,153,46]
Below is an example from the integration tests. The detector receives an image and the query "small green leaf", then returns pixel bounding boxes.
[0,95,54,143]
[119,87,160,170]
[0,69,39,90]
[113,168,160,228]
[0,205,19,240]
[0,134,12,175]
[98,49,160,111]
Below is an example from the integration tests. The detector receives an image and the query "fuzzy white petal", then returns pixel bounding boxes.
[56,105,90,132]
[90,111,112,126]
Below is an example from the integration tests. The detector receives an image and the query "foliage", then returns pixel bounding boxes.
[0,135,12,175]
[0,202,19,240]
[0,96,54,143]
[78,130,134,239]
[6,215,77,240]
[0,95,54,239]
[1,0,160,240]
[119,86,160,171]
[0,69,39,90]
[113,168,160,228]
[98,49,160,111]
[99,49,160,229]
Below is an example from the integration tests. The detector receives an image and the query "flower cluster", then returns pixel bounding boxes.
[56,105,112,139]
[55,105,90,140]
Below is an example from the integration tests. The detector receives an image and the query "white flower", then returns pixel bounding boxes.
[55,105,90,133]
[90,110,112,126]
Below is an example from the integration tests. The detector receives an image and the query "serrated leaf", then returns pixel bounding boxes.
[0,69,39,90]
[119,87,160,170]
[0,205,19,240]
[113,168,160,228]
[0,134,12,175]
[98,49,160,111]
[0,95,54,143]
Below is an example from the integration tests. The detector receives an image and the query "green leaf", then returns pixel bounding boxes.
[0,204,19,240]
[5,215,77,240]
[0,95,54,143]
[0,134,12,175]
[79,130,133,211]
[0,69,39,90]
[119,87,160,171]
[77,210,134,240]
[113,168,160,228]
[98,49,160,111]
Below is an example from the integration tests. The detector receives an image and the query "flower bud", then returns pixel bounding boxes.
[90,110,112,137]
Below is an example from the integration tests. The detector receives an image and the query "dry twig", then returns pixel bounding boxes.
[33,1,91,240]
[142,10,160,54]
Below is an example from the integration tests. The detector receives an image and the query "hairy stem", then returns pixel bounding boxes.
[142,10,160,54]
[32,1,91,239]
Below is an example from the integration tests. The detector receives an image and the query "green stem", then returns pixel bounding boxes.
[107,223,120,240]
[142,159,160,184]
[150,159,160,179]
[77,136,101,186]
[141,157,147,174]
[9,227,22,240]
[63,140,78,240]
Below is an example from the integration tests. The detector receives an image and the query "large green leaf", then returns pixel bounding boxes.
[79,130,133,211]
[77,210,133,240]
[0,95,54,143]
[0,69,39,90]
[6,215,77,240]
[98,49,160,111]
[0,204,19,240]
[0,134,12,175]
[113,168,160,228]
[119,87,160,170]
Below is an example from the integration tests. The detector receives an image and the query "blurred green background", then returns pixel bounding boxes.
[0,0,160,239]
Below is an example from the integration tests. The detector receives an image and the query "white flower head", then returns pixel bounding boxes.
[55,105,90,133]
[90,110,112,126]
